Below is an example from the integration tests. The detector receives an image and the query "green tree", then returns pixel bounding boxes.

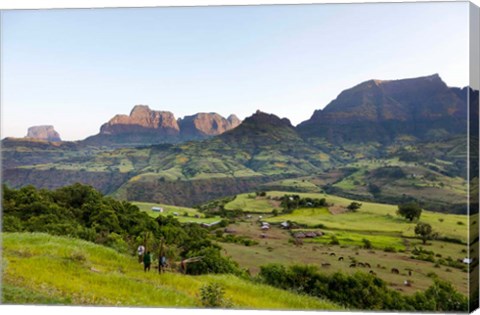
[397,202,422,221]
[414,222,434,245]
[347,202,362,212]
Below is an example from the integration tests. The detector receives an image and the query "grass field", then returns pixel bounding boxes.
[133,201,222,224]
[234,191,469,242]
[215,190,470,296]
[1,232,341,310]
[224,194,280,213]
[218,220,469,295]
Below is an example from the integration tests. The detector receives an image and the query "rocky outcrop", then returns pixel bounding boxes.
[83,105,242,147]
[100,105,180,136]
[25,125,61,142]
[178,112,241,139]
[298,74,468,143]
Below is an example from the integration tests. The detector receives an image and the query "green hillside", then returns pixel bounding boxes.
[1,232,341,310]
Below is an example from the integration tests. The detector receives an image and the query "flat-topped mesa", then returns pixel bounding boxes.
[25,125,61,142]
[298,74,467,143]
[100,105,180,136]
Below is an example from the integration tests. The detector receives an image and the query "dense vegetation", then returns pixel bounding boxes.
[258,264,468,312]
[2,183,241,275]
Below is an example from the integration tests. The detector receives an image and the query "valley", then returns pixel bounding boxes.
[1,74,478,311]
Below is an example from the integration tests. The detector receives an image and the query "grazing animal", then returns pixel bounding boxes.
[357,262,365,267]
[369,270,376,276]
[377,264,381,268]
[391,268,400,274]
[329,253,336,256]
[338,257,344,261]
[349,263,356,268]
[408,270,412,276]
[321,263,331,267]
[364,263,371,268]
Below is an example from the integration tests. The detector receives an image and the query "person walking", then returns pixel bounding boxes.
[143,251,152,272]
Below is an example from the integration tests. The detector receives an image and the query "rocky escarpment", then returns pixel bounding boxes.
[298,74,468,144]
[178,112,241,139]
[25,125,61,142]
[100,105,180,136]
[83,105,241,147]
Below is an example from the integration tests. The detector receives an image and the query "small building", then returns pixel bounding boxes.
[462,258,473,264]
[151,207,164,213]
[173,212,179,216]
[280,221,290,229]
[261,222,270,227]
[261,225,270,230]
[305,232,317,238]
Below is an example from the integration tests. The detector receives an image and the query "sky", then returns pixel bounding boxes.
[1,2,470,141]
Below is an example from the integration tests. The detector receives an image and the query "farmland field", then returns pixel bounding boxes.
[216,191,471,296]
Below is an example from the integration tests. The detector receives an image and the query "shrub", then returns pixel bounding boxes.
[199,283,232,308]
[362,238,372,249]
[330,235,340,245]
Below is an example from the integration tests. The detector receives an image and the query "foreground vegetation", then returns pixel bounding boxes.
[1,232,341,310]
[1,184,472,311]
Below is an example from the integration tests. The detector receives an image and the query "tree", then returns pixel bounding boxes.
[415,222,434,244]
[347,202,362,212]
[397,202,422,221]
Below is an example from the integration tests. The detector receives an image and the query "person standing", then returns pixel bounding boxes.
[137,245,145,263]
[143,251,152,272]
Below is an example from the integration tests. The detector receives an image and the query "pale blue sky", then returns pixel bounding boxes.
[1,2,470,140]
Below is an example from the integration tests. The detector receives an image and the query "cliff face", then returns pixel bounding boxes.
[83,105,242,147]
[25,125,62,142]
[298,74,468,143]
[178,112,241,139]
[100,105,180,136]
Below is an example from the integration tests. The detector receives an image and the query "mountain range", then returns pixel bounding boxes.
[81,105,241,147]
[2,74,477,210]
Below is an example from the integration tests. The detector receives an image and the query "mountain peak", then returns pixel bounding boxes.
[245,110,293,128]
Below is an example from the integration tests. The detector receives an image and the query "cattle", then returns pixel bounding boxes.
[369,270,376,276]
[329,253,336,257]
[357,262,365,267]
[349,263,356,268]
[364,263,371,268]
[338,257,344,261]
[391,268,400,274]
[321,263,331,267]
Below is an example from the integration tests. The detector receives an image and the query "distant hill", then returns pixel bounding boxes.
[82,105,241,147]
[298,74,468,144]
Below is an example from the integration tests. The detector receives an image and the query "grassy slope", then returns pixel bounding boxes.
[1,233,341,310]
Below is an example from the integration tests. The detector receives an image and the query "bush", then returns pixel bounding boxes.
[199,283,232,308]
[384,246,397,253]
[362,238,372,249]
[330,235,340,245]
